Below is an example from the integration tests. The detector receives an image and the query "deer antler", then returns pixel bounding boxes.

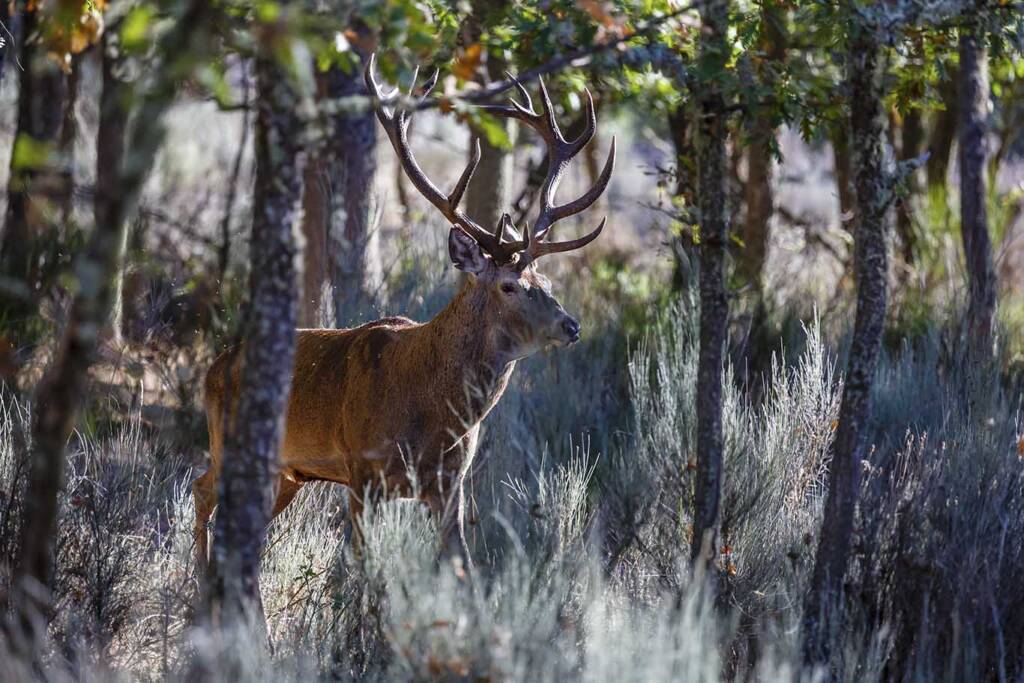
[480,75,616,266]
[365,54,524,263]
[366,55,614,268]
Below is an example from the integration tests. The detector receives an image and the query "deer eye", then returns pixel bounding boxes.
[500,283,517,295]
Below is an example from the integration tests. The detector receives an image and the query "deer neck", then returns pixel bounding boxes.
[421,279,516,417]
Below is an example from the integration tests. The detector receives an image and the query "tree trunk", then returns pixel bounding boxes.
[6,0,213,656]
[1,4,68,303]
[97,33,129,344]
[207,37,306,624]
[324,58,380,326]
[926,69,958,193]
[667,105,697,290]
[896,108,923,267]
[925,67,959,229]
[218,65,251,283]
[691,0,730,579]
[803,21,889,670]
[738,0,787,288]
[58,51,84,226]
[832,127,855,233]
[957,24,996,347]
[299,154,327,326]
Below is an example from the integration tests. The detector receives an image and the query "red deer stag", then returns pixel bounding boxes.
[193,55,615,567]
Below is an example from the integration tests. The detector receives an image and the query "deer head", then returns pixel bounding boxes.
[365,55,615,358]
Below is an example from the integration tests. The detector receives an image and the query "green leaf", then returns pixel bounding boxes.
[470,111,513,150]
[121,5,154,52]
[11,135,53,171]
[257,1,281,23]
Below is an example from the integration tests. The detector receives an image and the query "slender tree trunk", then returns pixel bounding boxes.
[324,54,380,326]
[738,0,787,288]
[925,67,958,227]
[691,0,730,578]
[5,0,213,657]
[1,4,68,301]
[803,21,889,670]
[299,154,327,326]
[57,52,84,226]
[896,109,923,267]
[832,127,855,233]
[207,33,306,624]
[667,105,697,290]
[957,24,996,347]
[98,32,129,344]
[218,65,251,283]
[926,71,959,192]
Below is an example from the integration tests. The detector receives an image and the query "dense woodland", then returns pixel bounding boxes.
[0,0,1022,680]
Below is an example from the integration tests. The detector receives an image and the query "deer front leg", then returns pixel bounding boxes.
[423,426,479,568]
[192,469,219,575]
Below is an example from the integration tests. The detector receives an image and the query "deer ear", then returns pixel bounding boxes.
[448,227,489,274]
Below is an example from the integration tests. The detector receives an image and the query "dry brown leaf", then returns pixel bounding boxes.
[453,43,483,81]
[578,0,618,28]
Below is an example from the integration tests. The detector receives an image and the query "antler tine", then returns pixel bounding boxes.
[567,89,598,156]
[364,54,399,116]
[529,217,606,260]
[448,139,481,209]
[535,77,565,145]
[496,212,512,242]
[420,69,440,99]
[509,73,533,112]
[408,65,419,97]
[478,74,536,122]
[364,54,509,260]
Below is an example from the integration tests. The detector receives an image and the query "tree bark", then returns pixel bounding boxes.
[803,21,889,670]
[691,0,730,579]
[1,4,68,303]
[895,108,923,266]
[57,51,84,226]
[926,69,959,193]
[738,0,787,288]
[5,0,213,656]
[323,58,380,326]
[97,32,129,344]
[299,154,327,326]
[925,66,959,229]
[218,65,251,283]
[957,24,996,347]
[667,105,697,291]
[207,34,306,623]
[832,127,855,233]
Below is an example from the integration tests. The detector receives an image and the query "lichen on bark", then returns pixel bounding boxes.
[207,36,307,625]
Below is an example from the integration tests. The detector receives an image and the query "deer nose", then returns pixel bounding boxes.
[561,317,581,343]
